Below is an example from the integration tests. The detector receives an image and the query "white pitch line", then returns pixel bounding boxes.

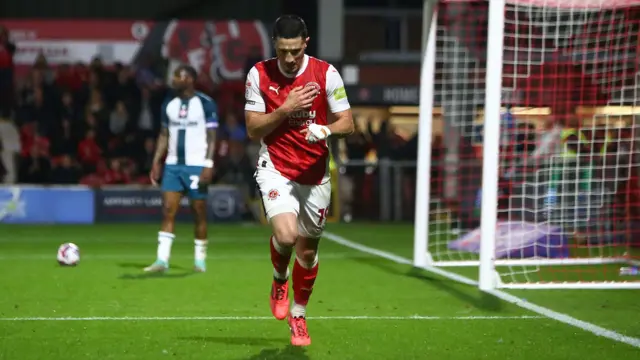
[323,231,640,349]
[0,253,376,261]
[0,236,265,244]
[0,315,543,321]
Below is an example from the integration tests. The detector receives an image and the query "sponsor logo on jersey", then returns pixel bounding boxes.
[289,110,316,119]
[288,110,317,126]
[170,120,199,127]
[289,119,317,127]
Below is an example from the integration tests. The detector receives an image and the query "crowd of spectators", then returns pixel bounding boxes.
[0,23,423,222]
[339,119,421,220]
[0,24,255,192]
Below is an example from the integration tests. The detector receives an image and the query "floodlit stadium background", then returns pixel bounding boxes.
[0,0,639,359]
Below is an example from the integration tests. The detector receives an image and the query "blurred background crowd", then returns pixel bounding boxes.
[0,24,253,188]
[0,22,423,221]
[3,0,637,227]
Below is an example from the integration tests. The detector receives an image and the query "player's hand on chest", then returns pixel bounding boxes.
[267,79,322,106]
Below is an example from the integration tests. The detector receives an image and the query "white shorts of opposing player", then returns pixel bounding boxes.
[256,169,331,239]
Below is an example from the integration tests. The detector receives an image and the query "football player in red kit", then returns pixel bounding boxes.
[244,15,354,346]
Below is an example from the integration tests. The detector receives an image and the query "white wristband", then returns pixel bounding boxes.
[203,159,214,168]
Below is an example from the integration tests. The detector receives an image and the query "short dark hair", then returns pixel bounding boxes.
[272,15,308,40]
[176,64,197,80]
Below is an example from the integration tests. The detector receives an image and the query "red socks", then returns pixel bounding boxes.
[270,236,291,279]
[292,257,319,306]
[269,234,319,306]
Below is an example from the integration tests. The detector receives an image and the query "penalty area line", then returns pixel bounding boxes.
[323,231,640,349]
[0,315,543,322]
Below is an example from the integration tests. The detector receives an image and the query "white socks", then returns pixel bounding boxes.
[157,232,174,262]
[290,303,306,318]
[157,233,207,263]
[274,267,290,281]
[297,254,319,270]
[195,239,207,261]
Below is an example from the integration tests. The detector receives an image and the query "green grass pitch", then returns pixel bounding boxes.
[0,223,638,359]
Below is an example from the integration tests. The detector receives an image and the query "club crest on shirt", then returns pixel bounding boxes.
[305,82,321,92]
[268,189,279,200]
[179,104,189,118]
[305,82,321,99]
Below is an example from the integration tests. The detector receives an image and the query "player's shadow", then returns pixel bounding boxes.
[117,262,188,271]
[178,335,281,346]
[351,257,501,312]
[178,337,310,360]
[117,262,195,280]
[241,346,310,360]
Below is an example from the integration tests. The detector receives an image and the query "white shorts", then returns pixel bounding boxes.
[255,169,332,238]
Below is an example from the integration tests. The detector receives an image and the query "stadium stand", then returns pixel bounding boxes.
[0,41,256,190]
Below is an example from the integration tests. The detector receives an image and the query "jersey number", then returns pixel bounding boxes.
[318,207,330,226]
[189,175,199,190]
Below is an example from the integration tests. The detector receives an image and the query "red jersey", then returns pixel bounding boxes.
[245,55,350,185]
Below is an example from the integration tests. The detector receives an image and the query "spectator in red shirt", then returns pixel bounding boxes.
[33,131,50,158]
[103,158,129,185]
[77,129,102,172]
[56,64,82,92]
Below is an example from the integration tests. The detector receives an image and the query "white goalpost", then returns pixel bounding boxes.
[414,0,640,289]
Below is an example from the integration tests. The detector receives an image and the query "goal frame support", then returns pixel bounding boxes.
[413,0,438,269]
[477,0,506,291]
[413,0,640,290]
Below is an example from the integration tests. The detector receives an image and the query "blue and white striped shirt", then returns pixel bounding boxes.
[161,92,218,166]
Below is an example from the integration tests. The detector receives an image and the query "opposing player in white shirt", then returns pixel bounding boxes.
[245,15,354,346]
[145,65,218,273]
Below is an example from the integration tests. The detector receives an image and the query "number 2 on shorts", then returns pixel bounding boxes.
[189,175,199,190]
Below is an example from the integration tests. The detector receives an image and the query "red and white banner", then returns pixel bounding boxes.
[5,20,149,65]
[3,20,271,84]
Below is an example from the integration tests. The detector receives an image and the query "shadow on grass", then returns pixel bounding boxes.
[405,267,502,311]
[117,262,194,280]
[240,346,310,360]
[178,335,281,346]
[351,256,502,312]
[179,336,310,360]
[117,262,188,271]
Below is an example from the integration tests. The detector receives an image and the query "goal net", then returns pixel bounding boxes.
[417,0,640,288]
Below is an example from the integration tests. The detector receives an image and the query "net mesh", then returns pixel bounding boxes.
[428,0,640,285]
